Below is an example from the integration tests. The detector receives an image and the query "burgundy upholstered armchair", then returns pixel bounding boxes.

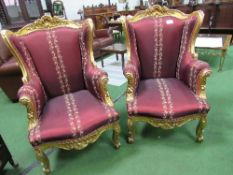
[122,6,211,143]
[1,16,120,174]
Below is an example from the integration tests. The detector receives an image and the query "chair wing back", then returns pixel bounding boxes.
[2,17,93,98]
[123,6,203,79]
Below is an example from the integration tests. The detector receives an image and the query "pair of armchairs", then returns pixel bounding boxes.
[1,6,211,174]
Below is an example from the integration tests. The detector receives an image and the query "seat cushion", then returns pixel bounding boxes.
[128,78,209,119]
[29,90,118,146]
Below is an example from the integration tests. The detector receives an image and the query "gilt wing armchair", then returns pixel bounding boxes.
[1,16,120,174]
[122,6,211,143]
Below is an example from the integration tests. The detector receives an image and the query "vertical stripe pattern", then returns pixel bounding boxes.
[156,79,173,119]
[153,18,163,78]
[153,18,159,78]
[79,29,114,122]
[47,30,83,137]
[79,30,89,89]
[176,18,192,79]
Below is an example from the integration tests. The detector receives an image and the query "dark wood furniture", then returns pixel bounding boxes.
[171,2,233,35]
[86,14,109,29]
[0,0,53,30]
[100,43,126,68]
[0,135,18,171]
[83,4,117,19]
[83,2,138,30]
[118,10,138,16]
[83,4,117,30]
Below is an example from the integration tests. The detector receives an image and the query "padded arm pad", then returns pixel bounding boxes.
[84,64,110,102]
[0,59,21,76]
[18,78,47,117]
[179,53,211,95]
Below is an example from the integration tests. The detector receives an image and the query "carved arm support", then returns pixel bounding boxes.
[196,68,211,99]
[18,78,47,130]
[123,62,140,103]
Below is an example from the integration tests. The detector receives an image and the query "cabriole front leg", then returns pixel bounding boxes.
[196,115,207,143]
[34,147,51,174]
[112,122,121,149]
[127,117,135,144]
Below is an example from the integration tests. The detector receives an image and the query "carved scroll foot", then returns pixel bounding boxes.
[113,122,121,149]
[196,116,207,143]
[127,118,135,144]
[35,147,51,174]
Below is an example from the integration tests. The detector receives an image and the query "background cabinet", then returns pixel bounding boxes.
[0,0,53,30]
[171,2,233,34]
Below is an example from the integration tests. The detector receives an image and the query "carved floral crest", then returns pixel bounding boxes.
[129,5,190,22]
[15,16,82,36]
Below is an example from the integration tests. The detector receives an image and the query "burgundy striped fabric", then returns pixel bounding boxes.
[128,78,209,119]
[10,21,119,146]
[10,27,85,98]
[178,52,210,93]
[125,16,197,79]
[29,90,118,146]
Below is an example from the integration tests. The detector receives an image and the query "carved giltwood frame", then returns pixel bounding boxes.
[121,5,211,144]
[1,16,120,174]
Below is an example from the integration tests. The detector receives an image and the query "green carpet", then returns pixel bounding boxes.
[1,46,233,175]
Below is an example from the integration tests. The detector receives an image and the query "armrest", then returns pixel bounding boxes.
[179,54,211,99]
[95,28,113,38]
[0,59,21,76]
[18,78,47,129]
[84,64,114,106]
[123,62,140,103]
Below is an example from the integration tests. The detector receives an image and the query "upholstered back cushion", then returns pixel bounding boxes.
[10,27,85,97]
[128,16,197,79]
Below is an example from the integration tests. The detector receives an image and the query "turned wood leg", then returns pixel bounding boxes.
[219,50,227,72]
[196,116,207,143]
[35,147,51,174]
[121,53,125,69]
[218,55,225,72]
[101,58,104,68]
[127,118,135,144]
[112,122,121,149]
[116,53,119,61]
